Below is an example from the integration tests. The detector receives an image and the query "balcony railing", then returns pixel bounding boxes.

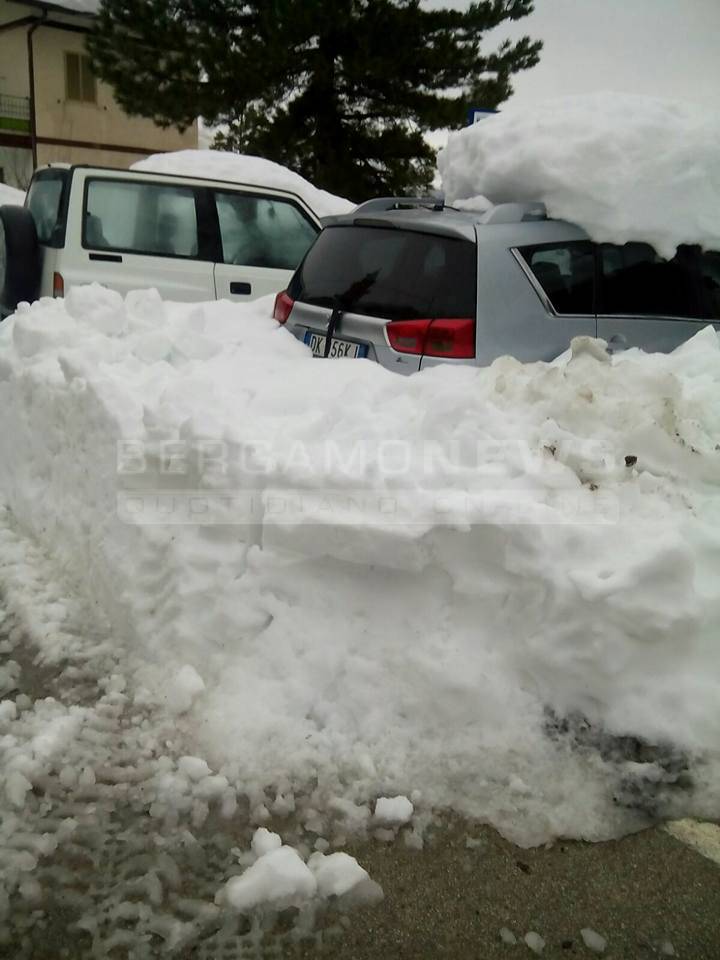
[0,94,31,133]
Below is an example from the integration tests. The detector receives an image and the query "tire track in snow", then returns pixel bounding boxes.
[0,508,379,958]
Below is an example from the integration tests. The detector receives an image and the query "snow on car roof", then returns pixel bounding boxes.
[133,150,355,220]
[438,92,720,259]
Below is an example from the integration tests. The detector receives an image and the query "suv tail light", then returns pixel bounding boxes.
[386,317,475,359]
[273,290,294,324]
[53,272,64,298]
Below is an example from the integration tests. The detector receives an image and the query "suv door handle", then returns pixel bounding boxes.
[230,281,251,295]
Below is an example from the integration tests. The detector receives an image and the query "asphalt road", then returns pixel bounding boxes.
[2,591,719,960]
[289,817,720,960]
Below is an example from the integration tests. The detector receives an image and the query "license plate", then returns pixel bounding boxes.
[303,330,368,359]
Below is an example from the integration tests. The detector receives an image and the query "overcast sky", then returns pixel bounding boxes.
[425,0,720,108]
[484,0,720,109]
[423,0,719,148]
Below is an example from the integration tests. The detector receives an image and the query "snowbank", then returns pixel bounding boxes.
[0,184,25,206]
[438,93,720,259]
[0,287,719,846]
[133,150,355,219]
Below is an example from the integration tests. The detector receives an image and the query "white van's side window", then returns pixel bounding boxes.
[84,180,199,258]
[214,192,317,270]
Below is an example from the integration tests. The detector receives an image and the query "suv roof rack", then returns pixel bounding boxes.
[353,195,445,214]
[479,202,547,224]
[350,197,547,224]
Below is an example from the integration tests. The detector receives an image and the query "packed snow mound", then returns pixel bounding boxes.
[133,150,355,219]
[0,183,25,206]
[0,287,719,846]
[438,93,720,259]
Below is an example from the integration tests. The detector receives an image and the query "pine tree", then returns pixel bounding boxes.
[87,1,541,199]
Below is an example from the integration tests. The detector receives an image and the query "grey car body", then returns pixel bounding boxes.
[280,199,720,373]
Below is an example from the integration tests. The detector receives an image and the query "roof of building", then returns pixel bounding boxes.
[20,0,99,16]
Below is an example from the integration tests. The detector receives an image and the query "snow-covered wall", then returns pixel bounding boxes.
[0,288,718,845]
[438,93,720,258]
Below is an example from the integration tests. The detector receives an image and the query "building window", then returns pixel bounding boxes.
[65,52,97,103]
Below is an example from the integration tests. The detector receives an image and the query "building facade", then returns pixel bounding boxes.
[0,0,197,189]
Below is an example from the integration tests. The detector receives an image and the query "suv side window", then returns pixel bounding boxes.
[214,192,318,270]
[84,179,199,258]
[517,241,595,315]
[699,250,720,320]
[599,242,718,319]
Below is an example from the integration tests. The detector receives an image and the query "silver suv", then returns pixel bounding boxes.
[275,198,720,372]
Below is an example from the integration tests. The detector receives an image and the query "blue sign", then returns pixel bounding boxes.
[467,107,499,126]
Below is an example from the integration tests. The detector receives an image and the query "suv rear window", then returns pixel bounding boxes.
[289,225,477,319]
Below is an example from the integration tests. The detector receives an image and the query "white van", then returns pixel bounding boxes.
[0,164,322,318]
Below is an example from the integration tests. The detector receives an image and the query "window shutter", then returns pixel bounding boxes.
[65,53,81,101]
[80,56,97,103]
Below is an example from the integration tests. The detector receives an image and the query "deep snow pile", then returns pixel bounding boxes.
[0,287,719,846]
[133,151,355,219]
[0,183,25,206]
[438,93,720,258]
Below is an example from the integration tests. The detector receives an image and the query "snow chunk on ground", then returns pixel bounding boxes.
[220,846,316,913]
[5,771,33,808]
[132,150,355,219]
[165,666,205,715]
[438,93,720,258]
[178,756,211,781]
[251,828,282,858]
[307,851,369,898]
[581,927,608,953]
[0,660,20,696]
[0,184,25,206]
[524,931,546,954]
[374,796,414,826]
